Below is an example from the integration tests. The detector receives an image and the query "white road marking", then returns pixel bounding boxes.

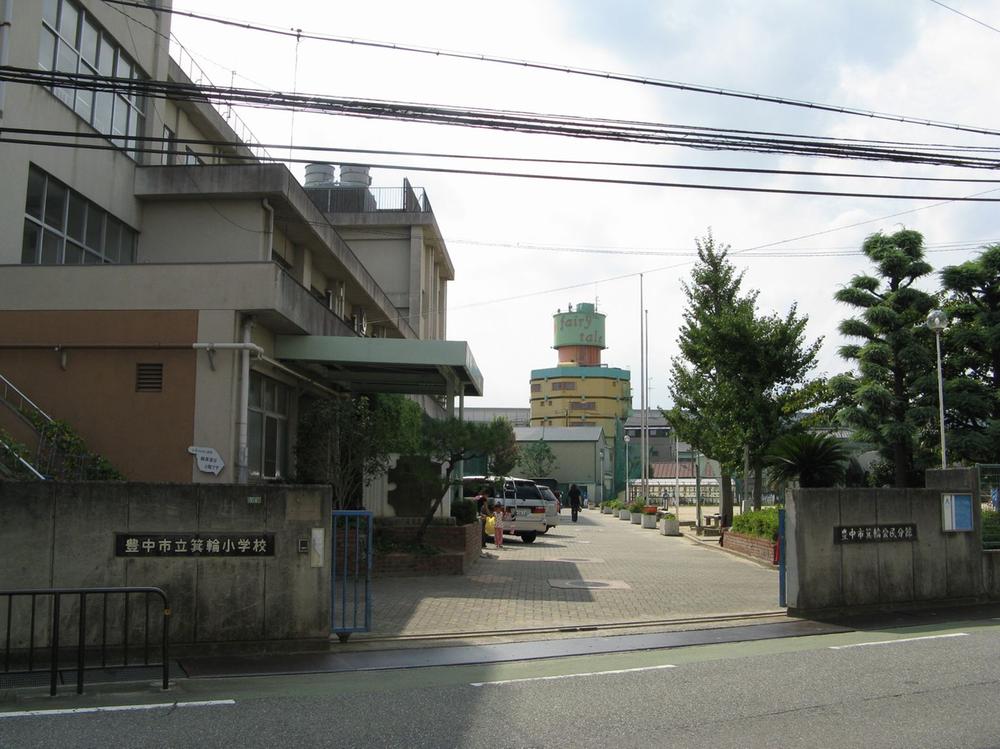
[471,664,675,686]
[829,633,968,650]
[0,699,235,719]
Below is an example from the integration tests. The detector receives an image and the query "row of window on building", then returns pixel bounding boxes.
[39,0,147,161]
[22,165,137,265]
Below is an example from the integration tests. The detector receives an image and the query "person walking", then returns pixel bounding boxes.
[568,483,582,523]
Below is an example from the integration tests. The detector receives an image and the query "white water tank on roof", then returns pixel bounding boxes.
[339,165,371,187]
[305,162,336,186]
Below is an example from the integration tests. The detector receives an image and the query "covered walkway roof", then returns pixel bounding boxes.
[273,336,484,397]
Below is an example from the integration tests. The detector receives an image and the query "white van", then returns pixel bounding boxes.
[463,476,547,543]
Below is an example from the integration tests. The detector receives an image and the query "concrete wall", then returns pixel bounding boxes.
[139,200,268,263]
[786,469,984,613]
[0,482,332,644]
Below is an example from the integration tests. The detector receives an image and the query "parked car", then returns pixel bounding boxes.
[536,485,560,532]
[462,476,547,543]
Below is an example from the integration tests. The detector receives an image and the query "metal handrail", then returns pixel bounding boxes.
[0,372,53,425]
[0,439,46,480]
[1,587,171,695]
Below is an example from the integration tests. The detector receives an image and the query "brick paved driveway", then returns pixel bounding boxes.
[367,508,780,638]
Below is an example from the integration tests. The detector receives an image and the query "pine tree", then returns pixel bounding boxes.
[831,229,937,487]
[939,244,1000,464]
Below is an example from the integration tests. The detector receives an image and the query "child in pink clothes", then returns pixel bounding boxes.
[494,503,507,548]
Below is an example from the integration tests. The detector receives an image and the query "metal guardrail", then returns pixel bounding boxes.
[169,34,272,163]
[0,372,53,426]
[1,587,171,696]
[0,439,45,480]
[308,186,430,214]
[331,511,373,642]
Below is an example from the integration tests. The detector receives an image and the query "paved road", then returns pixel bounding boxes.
[4,617,999,748]
[368,507,779,639]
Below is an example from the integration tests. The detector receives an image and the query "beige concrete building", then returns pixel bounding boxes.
[513,426,610,502]
[0,0,480,501]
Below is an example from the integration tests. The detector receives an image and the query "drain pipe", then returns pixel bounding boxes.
[0,0,12,119]
[261,199,274,260]
[236,317,254,483]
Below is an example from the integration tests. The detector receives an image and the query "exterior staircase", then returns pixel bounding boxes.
[0,372,60,480]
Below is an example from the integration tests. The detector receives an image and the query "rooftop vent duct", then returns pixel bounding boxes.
[304,162,337,186]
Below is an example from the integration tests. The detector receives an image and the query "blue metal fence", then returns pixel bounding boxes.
[331,510,373,642]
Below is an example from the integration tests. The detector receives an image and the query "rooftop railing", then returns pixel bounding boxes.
[169,35,273,163]
[307,186,431,214]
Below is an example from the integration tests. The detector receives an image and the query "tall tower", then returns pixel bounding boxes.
[529,303,632,434]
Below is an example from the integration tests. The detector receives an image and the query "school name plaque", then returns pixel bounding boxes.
[833,524,917,544]
[115,533,275,557]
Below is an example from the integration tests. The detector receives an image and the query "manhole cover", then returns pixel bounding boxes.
[548,579,631,590]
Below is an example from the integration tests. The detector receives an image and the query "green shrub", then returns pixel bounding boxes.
[450,498,478,525]
[604,500,620,510]
[984,509,1000,548]
[731,507,782,541]
[628,500,645,513]
[660,512,676,520]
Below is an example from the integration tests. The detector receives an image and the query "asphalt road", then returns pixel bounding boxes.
[4,618,1000,748]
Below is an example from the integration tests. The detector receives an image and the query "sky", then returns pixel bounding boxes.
[166,0,1000,409]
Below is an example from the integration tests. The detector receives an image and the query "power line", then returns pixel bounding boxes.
[101,0,1000,139]
[929,0,1000,34]
[8,133,1000,202]
[9,126,1000,187]
[8,67,1000,170]
[450,238,996,258]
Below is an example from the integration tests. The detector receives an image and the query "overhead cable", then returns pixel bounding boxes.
[100,0,1000,139]
[6,67,1000,170]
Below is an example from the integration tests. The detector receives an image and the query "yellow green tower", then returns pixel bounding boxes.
[529,302,632,434]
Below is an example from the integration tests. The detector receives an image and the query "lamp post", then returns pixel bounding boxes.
[624,434,631,502]
[926,309,949,469]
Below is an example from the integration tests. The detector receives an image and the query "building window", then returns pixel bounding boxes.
[570,401,596,410]
[22,165,136,265]
[39,0,146,160]
[248,371,289,481]
[161,126,175,165]
[530,383,541,393]
[551,381,577,391]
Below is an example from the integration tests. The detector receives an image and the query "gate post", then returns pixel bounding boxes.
[778,508,786,608]
[331,510,373,642]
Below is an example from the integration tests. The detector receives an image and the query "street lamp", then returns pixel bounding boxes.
[926,309,949,469]
[624,434,631,502]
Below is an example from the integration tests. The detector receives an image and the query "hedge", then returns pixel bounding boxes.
[731,507,781,541]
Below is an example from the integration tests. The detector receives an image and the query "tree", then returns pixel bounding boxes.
[666,233,752,525]
[831,229,937,487]
[413,417,517,543]
[296,393,422,509]
[666,232,821,520]
[487,419,521,477]
[765,431,849,488]
[518,440,558,478]
[939,244,1000,464]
